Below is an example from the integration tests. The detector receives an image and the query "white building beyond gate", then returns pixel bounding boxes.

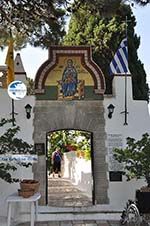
[63,152,92,198]
[0,51,150,223]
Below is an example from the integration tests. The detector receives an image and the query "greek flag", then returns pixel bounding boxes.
[109,38,130,76]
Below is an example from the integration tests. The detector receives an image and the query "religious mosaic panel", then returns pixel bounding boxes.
[45,56,94,100]
[35,46,105,100]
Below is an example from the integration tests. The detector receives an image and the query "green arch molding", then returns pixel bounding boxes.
[35,46,106,96]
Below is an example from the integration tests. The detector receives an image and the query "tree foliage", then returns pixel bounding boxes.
[47,130,91,170]
[27,78,35,95]
[113,133,150,187]
[64,3,149,100]
[0,0,67,49]
[48,130,91,154]
[0,0,149,49]
[131,0,150,5]
[0,118,34,183]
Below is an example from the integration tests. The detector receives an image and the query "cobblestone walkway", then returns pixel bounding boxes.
[48,177,92,207]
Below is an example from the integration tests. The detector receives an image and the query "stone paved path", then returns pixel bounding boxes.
[48,177,92,207]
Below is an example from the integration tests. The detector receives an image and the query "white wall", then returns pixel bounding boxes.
[105,76,150,138]
[0,88,34,217]
[63,152,92,198]
[108,177,146,209]
[104,76,150,209]
[0,89,35,143]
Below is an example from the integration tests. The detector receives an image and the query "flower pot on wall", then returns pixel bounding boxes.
[136,189,150,213]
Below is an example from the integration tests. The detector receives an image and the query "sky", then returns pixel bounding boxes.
[132,4,150,83]
[0,4,150,83]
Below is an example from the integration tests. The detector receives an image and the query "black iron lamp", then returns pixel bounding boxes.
[107,104,115,119]
[25,104,32,119]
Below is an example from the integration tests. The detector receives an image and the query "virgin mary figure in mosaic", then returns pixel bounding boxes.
[61,59,78,97]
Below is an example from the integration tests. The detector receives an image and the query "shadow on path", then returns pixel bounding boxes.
[48,176,92,207]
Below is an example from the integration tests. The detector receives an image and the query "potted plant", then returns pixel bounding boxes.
[113,133,150,213]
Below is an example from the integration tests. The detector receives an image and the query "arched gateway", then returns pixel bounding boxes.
[33,46,109,205]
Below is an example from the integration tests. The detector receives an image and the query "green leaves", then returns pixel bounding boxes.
[0,118,33,183]
[47,130,91,170]
[113,133,150,186]
[0,0,150,49]
[0,0,66,49]
[0,163,18,183]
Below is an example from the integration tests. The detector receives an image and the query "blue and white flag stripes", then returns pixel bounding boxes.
[109,38,130,76]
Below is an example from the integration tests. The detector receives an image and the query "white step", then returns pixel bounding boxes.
[19,212,121,223]
[38,205,121,213]
[16,205,121,223]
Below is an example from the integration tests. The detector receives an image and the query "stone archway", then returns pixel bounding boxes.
[33,46,109,205]
[33,101,109,205]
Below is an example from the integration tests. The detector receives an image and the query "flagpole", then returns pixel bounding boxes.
[124,70,128,125]
[11,99,15,126]
[10,29,15,126]
[109,19,130,125]
[124,16,128,125]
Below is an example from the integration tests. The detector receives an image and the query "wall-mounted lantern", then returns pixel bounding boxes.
[107,104,115,119]
[25,104,32,119]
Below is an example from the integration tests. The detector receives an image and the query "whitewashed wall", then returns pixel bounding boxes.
[0,88,34,217]
[104,76,150,209]
[0,89,35,143]
[63,152,92,198]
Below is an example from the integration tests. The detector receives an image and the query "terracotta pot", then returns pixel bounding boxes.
[20,179,40,193]
[18,189,35,198]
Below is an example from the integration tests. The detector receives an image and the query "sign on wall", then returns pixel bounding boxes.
[7,80,27,100]
[107,134,124,171]
[34,143,45,156]
[0,155,38,163]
